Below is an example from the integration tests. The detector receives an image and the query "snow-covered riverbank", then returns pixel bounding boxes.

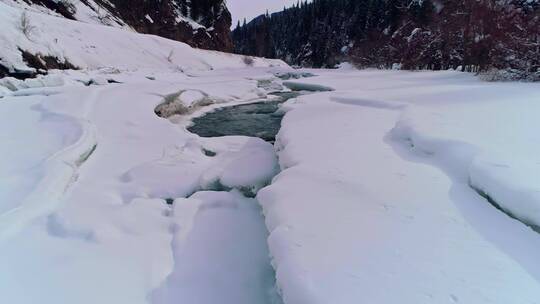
[0,67,289,304]
[3,66,540,304]
[260,69,540,304]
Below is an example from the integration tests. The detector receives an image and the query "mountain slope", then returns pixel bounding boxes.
[0,1,285,80]
[3,0,233,52]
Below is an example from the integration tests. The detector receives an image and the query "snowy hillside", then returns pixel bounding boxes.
[2,0,233,51]
[0,1,282,79]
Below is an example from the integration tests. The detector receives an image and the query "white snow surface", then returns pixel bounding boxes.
[151,190,280,304]
[4,65,540,304]
[257,69,540,304]
[0,66,288,304]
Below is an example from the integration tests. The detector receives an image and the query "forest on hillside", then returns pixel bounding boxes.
[232,0,540,80]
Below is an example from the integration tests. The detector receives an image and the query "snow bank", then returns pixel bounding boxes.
[3,59,540,304]
[0,74,65,93]
[152,190,279,304]
[180,90,207,107]
[0,64,288,303]
[0,85,12,98]
[470,156,540,230]
[121,136,278,199]
[258,70,540,303]
[200,137,280,196]
[0,98,96,241]
[390,87,540,230]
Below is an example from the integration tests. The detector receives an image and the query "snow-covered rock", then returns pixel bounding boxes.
[199,136,280,197]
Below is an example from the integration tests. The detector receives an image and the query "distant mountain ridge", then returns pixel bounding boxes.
[4,0,233,52]
[233,0,539,80]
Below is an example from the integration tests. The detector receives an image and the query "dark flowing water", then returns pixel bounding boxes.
[188,92,300,142]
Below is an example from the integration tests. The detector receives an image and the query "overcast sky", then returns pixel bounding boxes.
[227,0,309,28]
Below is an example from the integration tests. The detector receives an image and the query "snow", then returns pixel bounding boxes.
[407,27,422,43]
[335,62,355,70]
[176,15,205,30]
[2,2,540,303]
[389,84,540,229]
[199,137,279,196]
[180,90,206,107]
[145,14,154,24]
[0,1,286,74]
[0,62,288,304]
[258,69,540,303]
[152,190,280,304]
[0,74,65,92]
[0,94,96,241]
[3,65,540,304]
[123,136,278,200]
[0,3,289,301]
